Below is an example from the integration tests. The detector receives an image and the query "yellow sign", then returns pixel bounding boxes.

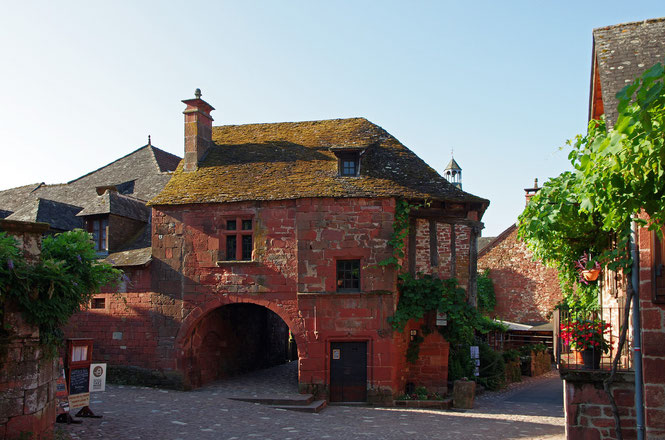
[68,392,90,409]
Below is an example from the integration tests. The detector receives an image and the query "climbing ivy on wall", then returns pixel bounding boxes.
[383,200,504,364]
[0,229,121,356]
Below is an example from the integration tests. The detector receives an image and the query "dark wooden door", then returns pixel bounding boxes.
[329,342,367,402]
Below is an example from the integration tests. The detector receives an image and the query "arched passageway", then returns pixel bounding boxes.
[184,303,298,387]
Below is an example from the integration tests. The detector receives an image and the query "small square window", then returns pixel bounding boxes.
[341,159,357,176]
[338,153,360,177]
[91,297,106,309]
[226,220,237,231]
[336,259,360,292]
[242,219,252,230]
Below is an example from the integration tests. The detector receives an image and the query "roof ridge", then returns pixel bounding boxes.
[67,144,160,184]
[478,223,518,259]
[213,117,370,129]
[593,16,665,33]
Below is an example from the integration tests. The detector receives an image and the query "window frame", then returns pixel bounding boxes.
[338,153,360,177]
[336,259,361,293]
[221,215,254,261]
[87,215,109,253]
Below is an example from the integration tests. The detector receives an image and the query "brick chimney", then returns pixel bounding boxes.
[182,88,215,172]
[524,178,539,206]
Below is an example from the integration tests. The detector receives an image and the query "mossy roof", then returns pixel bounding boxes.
[150,118,488,206]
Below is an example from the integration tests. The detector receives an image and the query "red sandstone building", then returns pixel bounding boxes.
[559,18,665,439]
[65,91,489,403]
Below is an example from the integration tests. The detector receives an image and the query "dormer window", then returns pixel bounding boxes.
[331,147,364,177]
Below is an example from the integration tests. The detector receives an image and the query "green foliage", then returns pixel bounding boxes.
[0,230,121,356]
[476,342,505,391]
[448,344,475,381]
[477,269,496,314]
[518,62,665,309]
[502,349,520,363]
[519,343,549,356]
[378,199,428,269]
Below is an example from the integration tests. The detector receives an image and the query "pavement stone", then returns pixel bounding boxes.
[58,363,564,440]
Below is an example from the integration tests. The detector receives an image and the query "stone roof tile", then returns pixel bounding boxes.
[151,118,488,206]
[593,17,665,126]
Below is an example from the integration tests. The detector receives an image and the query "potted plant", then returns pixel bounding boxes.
[575,252,601,283]
[560,318,610,369]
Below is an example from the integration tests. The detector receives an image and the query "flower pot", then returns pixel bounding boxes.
[581,348,601,369]
[582,269,600,282]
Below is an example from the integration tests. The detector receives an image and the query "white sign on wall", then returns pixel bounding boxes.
[470,346,480,377]
[89,363,107,392]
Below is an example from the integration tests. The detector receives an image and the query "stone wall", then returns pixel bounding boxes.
[636,224,665,437]
[0,219,58,440]
[563,372,637,440]
[478,225,562,324]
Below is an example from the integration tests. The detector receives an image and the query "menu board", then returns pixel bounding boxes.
[69,367,90,395]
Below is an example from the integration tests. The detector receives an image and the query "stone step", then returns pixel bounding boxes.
[270,399,327,413]
[227,394,315,406]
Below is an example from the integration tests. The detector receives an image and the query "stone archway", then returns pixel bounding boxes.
[176,297,306,389]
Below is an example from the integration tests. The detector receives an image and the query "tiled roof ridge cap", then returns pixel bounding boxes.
[212,116,370,129]
[67,144,161,184]
[593,16,665,33]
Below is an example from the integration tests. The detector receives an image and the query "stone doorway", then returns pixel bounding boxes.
[185,303,298,387]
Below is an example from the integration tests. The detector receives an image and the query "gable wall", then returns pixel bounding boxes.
[478,227,562,324]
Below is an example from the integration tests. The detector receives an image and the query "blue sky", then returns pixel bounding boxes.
[1,1,663,236]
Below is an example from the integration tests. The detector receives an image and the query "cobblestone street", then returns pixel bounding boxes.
[60,363,564,440]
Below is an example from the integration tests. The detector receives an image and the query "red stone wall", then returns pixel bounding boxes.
[0,220,57,440]
[563,375,637,439]
[478,226,562,324]
[403,316,449,394]
[636,224,665,437]
[413,219,471,285]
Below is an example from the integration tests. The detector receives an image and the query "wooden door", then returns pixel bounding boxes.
[329,342,367,402]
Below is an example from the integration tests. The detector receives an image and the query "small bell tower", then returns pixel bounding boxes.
[444,153,462,189]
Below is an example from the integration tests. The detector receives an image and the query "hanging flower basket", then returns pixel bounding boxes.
[581,269,600,282]
[575,252,601,284]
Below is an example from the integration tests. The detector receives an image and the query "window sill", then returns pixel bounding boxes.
[297,290,393,297]
[216,260,258,266]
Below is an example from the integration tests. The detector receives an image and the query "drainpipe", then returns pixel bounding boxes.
[631,221,645,440]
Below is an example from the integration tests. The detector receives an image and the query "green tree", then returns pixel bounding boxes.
[1,229,121,355]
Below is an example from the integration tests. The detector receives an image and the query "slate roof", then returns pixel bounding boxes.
[0,144,179,225]
[76,191,150,223]
[103,247,152,267]
[151,118,488,207]
[593,17,665,126]
[6,198,84,231]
